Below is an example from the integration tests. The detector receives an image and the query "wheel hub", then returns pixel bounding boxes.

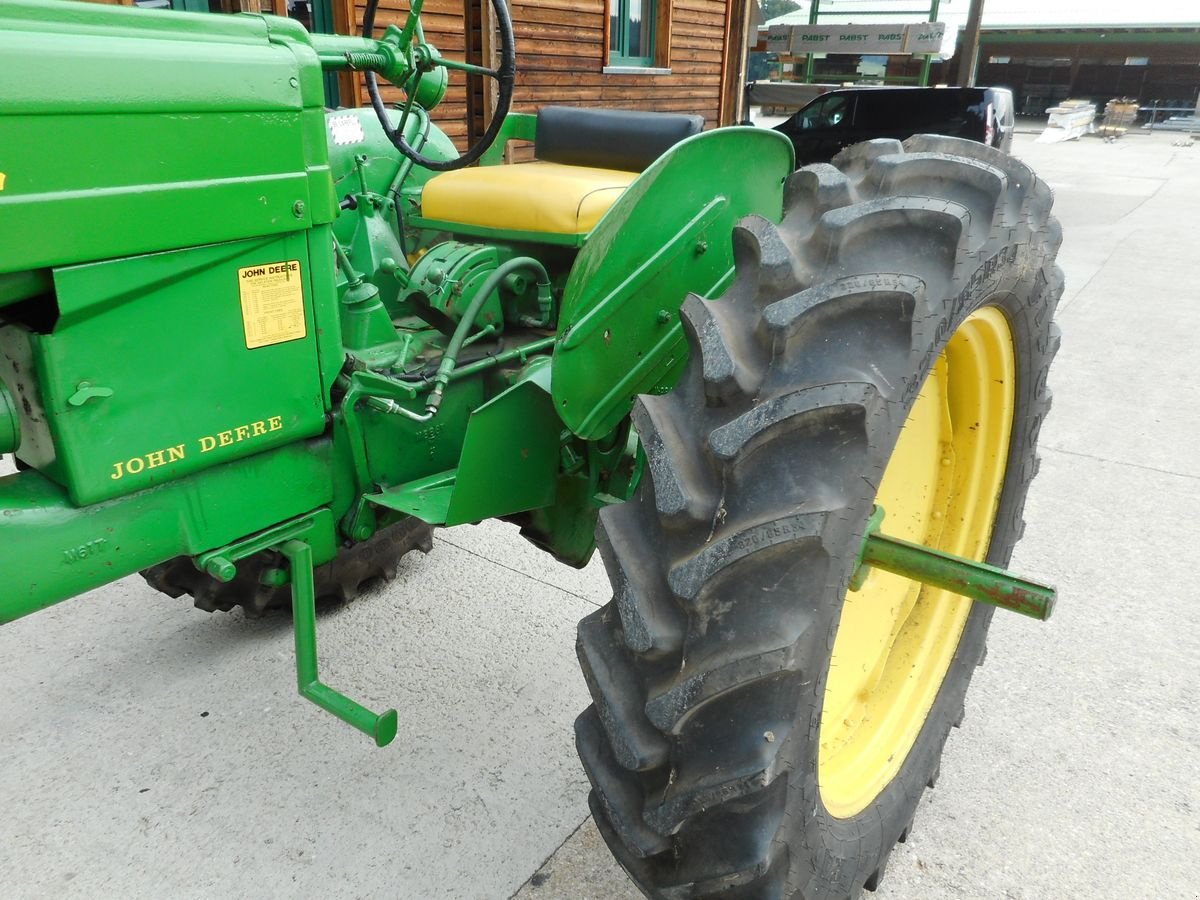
[818,307,1017,819]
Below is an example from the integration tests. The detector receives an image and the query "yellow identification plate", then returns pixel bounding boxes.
[237,260,306,349]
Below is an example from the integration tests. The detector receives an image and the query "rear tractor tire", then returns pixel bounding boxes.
[142,517,434,617]
[576,136,1062,899]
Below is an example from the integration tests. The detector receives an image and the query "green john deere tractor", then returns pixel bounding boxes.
[0,0,1063,896]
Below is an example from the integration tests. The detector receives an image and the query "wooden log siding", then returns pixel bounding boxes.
[513,0,726,124]
[348,0,735,152]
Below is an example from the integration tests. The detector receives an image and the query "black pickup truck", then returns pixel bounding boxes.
[771,86,1015,165]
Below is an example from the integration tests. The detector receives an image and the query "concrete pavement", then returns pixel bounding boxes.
[2,130,1198,899]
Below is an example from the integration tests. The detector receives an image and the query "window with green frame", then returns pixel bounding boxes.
[609,0,656,67]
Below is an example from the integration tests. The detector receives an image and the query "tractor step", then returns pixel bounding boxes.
[366,470,457,524]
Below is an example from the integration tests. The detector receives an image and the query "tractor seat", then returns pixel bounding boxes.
[420,107,704,238]
[421,161,638,235]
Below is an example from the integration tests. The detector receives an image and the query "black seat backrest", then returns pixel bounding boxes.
[534,106,705,172]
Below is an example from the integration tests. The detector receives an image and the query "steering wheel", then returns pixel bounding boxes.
[363,0,516,172]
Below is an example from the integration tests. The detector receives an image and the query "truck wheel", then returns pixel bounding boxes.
[576,136,1062,898]
[141,517,434,617]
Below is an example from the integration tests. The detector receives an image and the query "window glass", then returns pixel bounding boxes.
[628,0,651,58]
[799,94,851,129]
[287,0,314,31]
[610,0,655,66]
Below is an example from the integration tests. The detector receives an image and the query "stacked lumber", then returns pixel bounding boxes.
[1098,99,1139,139]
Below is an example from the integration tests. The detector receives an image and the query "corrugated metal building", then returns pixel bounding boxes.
[971,27,1200,114]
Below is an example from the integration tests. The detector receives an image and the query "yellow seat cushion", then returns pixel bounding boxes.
[420,161,638,236]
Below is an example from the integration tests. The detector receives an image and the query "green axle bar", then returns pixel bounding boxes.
[856,507,1056,621]
[199,504,1052,750]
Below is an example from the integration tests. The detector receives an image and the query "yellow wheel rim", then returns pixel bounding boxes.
[818,307,1016,819]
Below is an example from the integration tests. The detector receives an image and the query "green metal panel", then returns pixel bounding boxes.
[350,379,484,490]
[306,224,352,413]
[919,0,941,86]
[327,107,459,249]
[803,0,820,82]
[551,127,794,440]
[367,470,457,524]
[2,232,327,505]
[979,28,1200,45]
[0,0,335,275]
[445,365,559,525]
[0,439,335,624]
[478,113,538,166]
[0,380,19,454]
[363,363,560,526]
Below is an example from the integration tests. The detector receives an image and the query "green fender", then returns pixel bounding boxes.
[551,126,794,440]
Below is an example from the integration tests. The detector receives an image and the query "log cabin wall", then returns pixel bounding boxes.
[512,0,726,121]
[350,0,745,152]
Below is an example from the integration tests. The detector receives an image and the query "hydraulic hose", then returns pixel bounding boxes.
[425,257,551,413]
[387,105,432,198]
[363,0,378,40]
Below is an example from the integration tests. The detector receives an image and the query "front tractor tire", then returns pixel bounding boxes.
[577,136,1062,899]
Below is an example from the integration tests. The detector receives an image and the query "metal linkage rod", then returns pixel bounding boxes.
[279,540,400,747]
